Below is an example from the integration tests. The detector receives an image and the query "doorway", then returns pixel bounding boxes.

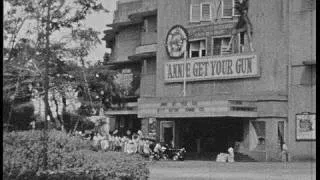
[180,118,244,154]
[160,121,175,147]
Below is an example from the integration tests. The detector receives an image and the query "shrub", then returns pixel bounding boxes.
[3,130,149,180]
[3,100,35,131]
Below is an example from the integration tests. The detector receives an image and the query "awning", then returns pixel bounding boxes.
[107,20,142,31]
[128,52,156,61]
[106,59,142,66]
[104,110,138,115]
[302,60,316,66]
[138,97,258,118]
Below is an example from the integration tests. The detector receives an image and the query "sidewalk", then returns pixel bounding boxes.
[148,161,316,180]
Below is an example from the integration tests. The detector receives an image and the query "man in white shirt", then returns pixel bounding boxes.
[227,147,235,162]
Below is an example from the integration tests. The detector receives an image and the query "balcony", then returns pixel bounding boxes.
[141,31,157,45]
[128,44,156,61]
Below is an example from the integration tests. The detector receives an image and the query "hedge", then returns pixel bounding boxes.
[3,130,149,180]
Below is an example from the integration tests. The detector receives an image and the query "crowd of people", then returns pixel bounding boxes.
[77,129,156,157]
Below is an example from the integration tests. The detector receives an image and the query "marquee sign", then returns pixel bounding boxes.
[164,53,259,82]
[138,99,258,118]
[165,25,188,58]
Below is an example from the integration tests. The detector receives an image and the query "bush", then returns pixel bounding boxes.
[3,130,149,180]
[3,100,35,131]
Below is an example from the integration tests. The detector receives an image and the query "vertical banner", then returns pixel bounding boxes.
[296,112,316,141]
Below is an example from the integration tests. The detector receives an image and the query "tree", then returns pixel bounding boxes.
[3,0,109,131]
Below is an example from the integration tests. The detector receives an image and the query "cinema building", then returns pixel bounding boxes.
[104,0,316,161]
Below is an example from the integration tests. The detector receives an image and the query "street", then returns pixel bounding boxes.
[148,161,316,180]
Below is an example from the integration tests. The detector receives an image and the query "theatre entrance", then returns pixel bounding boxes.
[178,117,244,158]
[114,115,141,136]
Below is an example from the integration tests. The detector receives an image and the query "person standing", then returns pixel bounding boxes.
[282,143,288,162]
[30,121,36,132]
[227,147,235,162]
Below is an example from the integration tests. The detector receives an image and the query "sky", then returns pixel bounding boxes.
[4,0,118,65]
[83,0,117,64]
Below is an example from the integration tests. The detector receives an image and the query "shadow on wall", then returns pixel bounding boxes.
[300,66,315,86]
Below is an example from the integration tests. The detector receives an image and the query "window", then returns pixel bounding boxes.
[190,4,201,22]
[200,3,212,21]
[189,40,206,58]
[222,0,241,18]
[212,36,232,56]
[212,34,245,55]
[238,32,245,53]
[233,0,241,16]
[190,3,212,22]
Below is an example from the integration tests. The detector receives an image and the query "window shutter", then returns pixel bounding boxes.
[190,4,200,22]
[222,0,233,17]
[201,3,211,21]
[233,0,241,16]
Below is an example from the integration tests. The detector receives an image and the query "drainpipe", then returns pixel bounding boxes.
[285,0,291,162]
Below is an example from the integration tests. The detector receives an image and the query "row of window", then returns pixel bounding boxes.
[190,0,240,22]
[189,32,245,58]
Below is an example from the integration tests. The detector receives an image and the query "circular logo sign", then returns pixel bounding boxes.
[165,25,188,58]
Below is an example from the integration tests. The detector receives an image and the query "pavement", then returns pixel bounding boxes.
[147,160,316,180]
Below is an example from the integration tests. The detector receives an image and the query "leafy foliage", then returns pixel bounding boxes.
[3,130,149,180]
[3,0,113,130]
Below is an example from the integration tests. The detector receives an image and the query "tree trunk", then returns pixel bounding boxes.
[52,92,63,130]
[61,91,67,132]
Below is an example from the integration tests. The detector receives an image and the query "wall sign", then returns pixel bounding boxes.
[165,25,188,58]
[187,23,233,39]
[296,112,316,141]
[164,53,259,82]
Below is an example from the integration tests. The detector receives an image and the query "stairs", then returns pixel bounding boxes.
[185,152,257,162]
[234,152,257,162]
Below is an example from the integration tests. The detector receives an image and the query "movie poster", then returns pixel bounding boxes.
[296,112,316,141]
[148,118,157,139]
